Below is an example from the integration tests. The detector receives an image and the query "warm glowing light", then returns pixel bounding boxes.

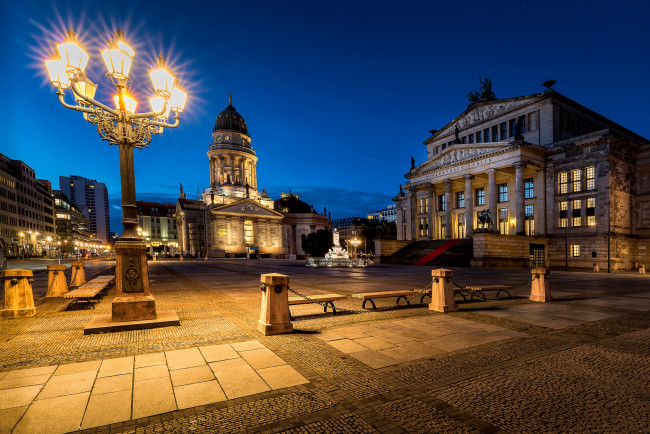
[170,87,187,112]
[510,218,516,225]
[149,55,175,96]
[57,28,89,73]
[19,232,25,237]
[148,95,171,119]
[46,236,52,242]
[45,58,70,88]
[73,74,97,104]
[101,29,135,80]
[114,94,137,113]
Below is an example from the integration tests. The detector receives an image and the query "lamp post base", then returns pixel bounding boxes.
[113,239,156,322]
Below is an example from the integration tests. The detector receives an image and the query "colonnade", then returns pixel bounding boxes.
[209,155,257,189]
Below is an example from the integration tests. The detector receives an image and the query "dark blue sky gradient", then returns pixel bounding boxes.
[3,1,649,234]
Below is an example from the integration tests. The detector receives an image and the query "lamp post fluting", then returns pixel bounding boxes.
[45,28,187,323]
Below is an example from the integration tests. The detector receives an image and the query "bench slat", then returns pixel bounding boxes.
[352,290,416,300]
[288,294,346,305]
[464,285,514,291]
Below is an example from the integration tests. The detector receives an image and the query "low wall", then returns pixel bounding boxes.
[375,239,412,262]
[471,232,548,268]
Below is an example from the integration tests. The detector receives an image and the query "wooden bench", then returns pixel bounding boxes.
[352,290,428,309]
[461,285,514,301]
[65,276,115,309]
[288,293,347,316]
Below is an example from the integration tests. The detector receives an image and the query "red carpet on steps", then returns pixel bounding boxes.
[413,239,460,266]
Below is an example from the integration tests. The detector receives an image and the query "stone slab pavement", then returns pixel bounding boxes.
[0,259,648,433]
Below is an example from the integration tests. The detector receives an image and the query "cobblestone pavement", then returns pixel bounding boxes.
[0,259,648,433]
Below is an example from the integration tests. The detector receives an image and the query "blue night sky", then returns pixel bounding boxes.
[3,1,649,235]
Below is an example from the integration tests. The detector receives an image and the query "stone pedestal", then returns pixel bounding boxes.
[46,264,68,297]
[639,265,646,275]
[70,261,86,287]
[429,268,457,313]
[1,269,36,317]
[112,240,156,322]
[593,263,599,273]
[530,268,552,302]
[258,273,293,335]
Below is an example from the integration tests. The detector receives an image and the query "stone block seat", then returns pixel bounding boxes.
[64,276,115,309]
[288,293,347,317]
[352,290,429,310]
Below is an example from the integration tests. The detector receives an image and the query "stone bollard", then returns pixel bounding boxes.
[180,255,184,262]
[593,263,599,273]
[1,269,37,317]
[47,264,69,297]
[429,268,457,313]
[153,255,157,262]
[530,268,552,302]
[258,273,293,335]
[640,265,646,275]
[70,261,86,287]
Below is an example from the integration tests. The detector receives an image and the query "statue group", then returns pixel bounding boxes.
[477,209,495,230]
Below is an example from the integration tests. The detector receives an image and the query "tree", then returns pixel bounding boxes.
[301,229,333,257]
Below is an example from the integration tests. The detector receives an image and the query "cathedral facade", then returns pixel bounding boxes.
[177,96,329,258]
[395,85,650,270]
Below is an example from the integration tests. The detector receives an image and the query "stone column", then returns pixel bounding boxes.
[1,269,36,317]
[408,189,417,240]
[444,179,452,239]
[70,261,86,287]
[252,163,257,189]
[230,156,236,184]
[239,158,245,185]
[530,268,552,302]
[464,175,473,237]
[429,268,457,312]
[47,264,68,297]
[209,158,215,186]
[258,273,293,335]
[427,185,434,240]
[514,162,525,235]
[487,169,497,226]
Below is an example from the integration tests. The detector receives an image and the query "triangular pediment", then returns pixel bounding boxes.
[212,199,284,218]
[410,143,512,176]
[429,94,545,142]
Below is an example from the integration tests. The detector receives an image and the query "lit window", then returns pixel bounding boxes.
[571,169,582,192]
[558,172,568,194]
[419,218,428,236]
[244,220,253,243]
[440,216,446,239]
[525,205,534,236]
[418,198,428,214]
[572,199,582,226]
[439,195,446,211]
[586,166,596,190]
[572,244,580,257]
[475,187,485,206]
[456,191,465,208]
[559,201,568,228]
[524,178,534,199]
[587,197,596,226]
[498,208,509,235]
[457,213,466,238]
[498,183,508,202]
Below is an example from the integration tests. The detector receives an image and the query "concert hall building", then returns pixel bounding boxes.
[394,86,650,270]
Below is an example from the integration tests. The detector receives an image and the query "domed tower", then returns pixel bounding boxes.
[207,94,258,198]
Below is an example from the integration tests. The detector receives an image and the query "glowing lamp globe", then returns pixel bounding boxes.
[148,95,171,119]
[149,56,175,97]
[169,87,187,112]
[57,28,89,73]
[101,30,134,80]
[45,59,70,88]
[73,74,98,104]
[113,94,137,113]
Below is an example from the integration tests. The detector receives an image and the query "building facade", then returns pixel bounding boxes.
[0,153,57,257]
[395,87,650,270]
[54,190,92,254]
[274,193,331,258]
[59,175,110,242]
[137,201,178,251]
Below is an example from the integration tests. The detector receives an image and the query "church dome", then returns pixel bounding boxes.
[274,193,314,214]
[213,94,248,136]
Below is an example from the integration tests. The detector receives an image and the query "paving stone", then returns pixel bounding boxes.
[81,389,132,429]
[132,376,176,419]
[174,380,226,409]
[170,365,215,387]
[134,352,166,368]
[327,338,368,354]
[199,343,239,362]
[348,350,399,369]
[0,405,27,433]
[165,348,206,370]
[91,373,132,395]
[37,370,96,400]
[0,385,43,410]
[13,392,89,434]
[97,356,134,378]
[353,336,395,351]
[2,366,56,381]
[209,358,270,399]
[256,365,309,389]
[231,340,265,352]
[0,373,52,390]
[239,348,286,369]
[134,364,169,382]
[53,360,101,376]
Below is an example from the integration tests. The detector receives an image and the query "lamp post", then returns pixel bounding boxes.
[45,28,187,323]
[18,232,25,259]
[350,237,361,258]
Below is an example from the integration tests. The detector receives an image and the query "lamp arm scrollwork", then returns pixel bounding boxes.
[57,90,96,114]
[150,114,180,129]
[128,99,168,120]
[69,80,119,116]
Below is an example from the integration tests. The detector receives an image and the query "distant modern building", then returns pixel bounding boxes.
[394,84,650,270]
[0,153,57,257]
[53,190,91,253]
[367,204,397,223]
[59,175,110,243]
[137,201,178,251]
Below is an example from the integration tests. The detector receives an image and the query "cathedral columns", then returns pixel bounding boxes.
[253,163,257,189]
[209,158,215,187]
[487,169,497,224]
[444,179,452,239]
[514,162,526,235]
[407,188,416,240]
[464,174,473,237]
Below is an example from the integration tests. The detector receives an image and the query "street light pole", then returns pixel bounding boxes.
[45,28,187,323]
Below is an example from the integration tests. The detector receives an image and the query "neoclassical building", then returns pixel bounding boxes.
[394,85,650,270]
[177,96,329,258]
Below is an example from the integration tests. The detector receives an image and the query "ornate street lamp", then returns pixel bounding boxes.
[45,27,187,324]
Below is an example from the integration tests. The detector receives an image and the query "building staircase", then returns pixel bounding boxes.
[383,239,473,266]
